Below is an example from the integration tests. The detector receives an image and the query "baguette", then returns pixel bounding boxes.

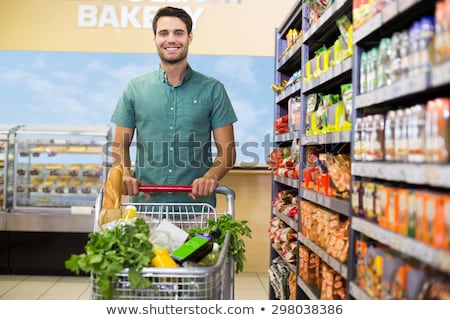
[99,164,123,225]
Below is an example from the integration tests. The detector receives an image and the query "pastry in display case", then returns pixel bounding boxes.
[12,124,111,214]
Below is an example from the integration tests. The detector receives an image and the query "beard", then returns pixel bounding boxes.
[157,48,189,65]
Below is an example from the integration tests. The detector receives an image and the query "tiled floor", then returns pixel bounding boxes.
[0,272,269,300]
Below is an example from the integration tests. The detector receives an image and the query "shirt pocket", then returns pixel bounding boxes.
[181,98,211,134]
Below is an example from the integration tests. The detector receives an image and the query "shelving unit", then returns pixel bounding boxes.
[349,0,450,299]
[298,0,353,300]
[270,0,449,300]
[269,0,353,300]
[268,0,302,300]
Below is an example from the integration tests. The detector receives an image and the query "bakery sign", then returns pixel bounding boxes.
[0,0,297,56]
[76,0,237,29]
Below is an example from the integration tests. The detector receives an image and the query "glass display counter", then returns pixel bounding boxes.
[8,124,112,233]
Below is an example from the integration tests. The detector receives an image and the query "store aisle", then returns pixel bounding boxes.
[0,272,269,300]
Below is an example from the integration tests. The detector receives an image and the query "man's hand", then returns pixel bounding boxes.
[122,175,140,195]
[122,175,152,199]
[190,174,219,200]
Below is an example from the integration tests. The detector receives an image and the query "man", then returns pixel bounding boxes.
[110,6,237,206]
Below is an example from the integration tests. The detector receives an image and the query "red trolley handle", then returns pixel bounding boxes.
[138,185,193,193]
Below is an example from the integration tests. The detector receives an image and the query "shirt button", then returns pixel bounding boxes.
[169,126,173,130]
[169,147,174,151]
[168,169,173,173]
[170,107,174,111]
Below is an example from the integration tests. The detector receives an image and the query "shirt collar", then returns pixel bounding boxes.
[158,64,193,85]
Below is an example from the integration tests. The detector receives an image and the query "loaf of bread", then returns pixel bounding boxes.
[99,164,123,225]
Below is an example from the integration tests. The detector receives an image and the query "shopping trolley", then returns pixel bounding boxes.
[91,184,235,300]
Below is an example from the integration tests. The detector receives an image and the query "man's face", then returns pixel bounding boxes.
[154,16,192,64]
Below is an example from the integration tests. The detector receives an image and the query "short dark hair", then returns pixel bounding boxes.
[152,6,193,35]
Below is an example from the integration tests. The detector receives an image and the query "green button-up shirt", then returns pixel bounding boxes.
[111,65,237,206]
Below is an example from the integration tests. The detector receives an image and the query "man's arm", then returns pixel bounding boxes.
[111,125,140,195]
[190,123,236,199]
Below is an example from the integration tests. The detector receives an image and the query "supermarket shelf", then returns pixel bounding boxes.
[274,175,299,189]
[352,217,450,274]
[353,1,397,43]
[296,276,320,300]
[302,0,351,44]
[355,60,450,109]
[272,244,297,274]
[302,57,352,93]
[277,0,302,38]
[298,233,348,279]
[273,208,298,231]
[349,282,372,300]
[351,162,450,188]
[274,131,300,143]
[355,71,430,109]
[300,189,350,217]
[397,0,422,12]
[275,82,301,104]
[431,60,450,88]
[302,130,351,145]
[277,40,302,72]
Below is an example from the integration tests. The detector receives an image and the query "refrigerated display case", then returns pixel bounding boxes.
[3,124,112,275]
[9,124,112,233]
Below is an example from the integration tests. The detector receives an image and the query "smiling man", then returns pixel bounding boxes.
[110,6,237,206]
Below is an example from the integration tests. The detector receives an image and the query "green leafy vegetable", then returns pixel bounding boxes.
[65,217,155,299]
[188,214,252,273]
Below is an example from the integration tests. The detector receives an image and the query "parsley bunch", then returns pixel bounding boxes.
[188,214,252,273]
[65,217,155,299]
